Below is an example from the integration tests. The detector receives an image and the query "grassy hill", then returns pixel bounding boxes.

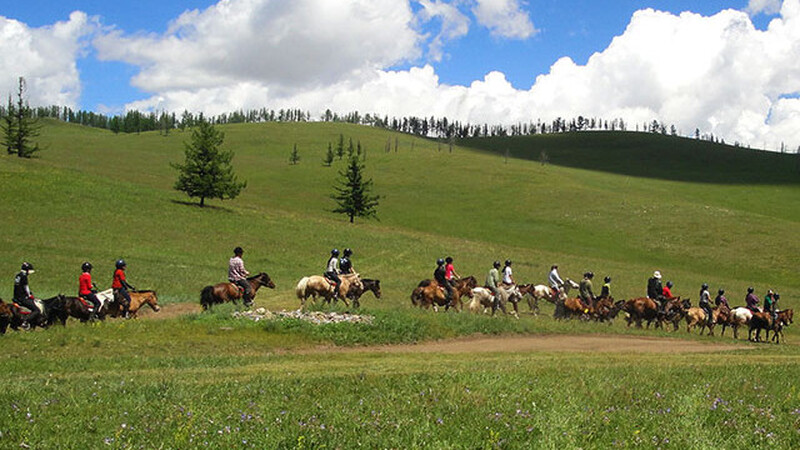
[1,119,798,307]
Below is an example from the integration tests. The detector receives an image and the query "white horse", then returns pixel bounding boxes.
[524,278,578,313]
[729,307,754,340]
[468,286,522,318]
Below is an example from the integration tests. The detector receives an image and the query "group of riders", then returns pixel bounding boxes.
[11,259,136,326]
[645,270,780,325]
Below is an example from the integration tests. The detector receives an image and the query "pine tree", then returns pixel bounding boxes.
[323,142,334,166]
[2,77,42,158]
[347,138,354,158]
[171,119,246,207]
[331,155,380,223]
[1,95,16,154]
[289,143,300,165]
[336,134,345,160]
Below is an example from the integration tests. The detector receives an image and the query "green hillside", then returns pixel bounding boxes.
[1,119,798,308]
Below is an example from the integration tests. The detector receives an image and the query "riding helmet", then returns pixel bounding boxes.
[702,283,709,290]
[445,256,453,263]
[343,248,352,257]
[331,248,339,256]
[81,261,93,272]
[505,259,512,266]
[436,258,445,265]
[493,261,501,268]
[747,286,754,293]
[21,262,34,272]
[775,293,780,300]
[718,288,725,295]
[234,246,244,255]
[666,281,674,288]
[604,276,611,283]
[116,259,126,269]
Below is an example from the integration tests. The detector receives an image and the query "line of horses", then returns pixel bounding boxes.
[199,271,382,310]
[406,276,793,344]
[0,289,161,334]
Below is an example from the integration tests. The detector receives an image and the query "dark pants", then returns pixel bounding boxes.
[232,279,252,302]
[701,304,713,324]
[81,293,101,314]
[15,296,41,324]
[114,287,131,314]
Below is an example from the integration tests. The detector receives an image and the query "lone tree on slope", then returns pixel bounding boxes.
[331,155,380,223]
[1,77,42,158]
[171,119,246,207]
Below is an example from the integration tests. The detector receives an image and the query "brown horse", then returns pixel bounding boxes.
[346,278,381,308]
[0,298,10,334]
[4,295,68,330]
[107,291,162,318]
[200,272,275,310]
[622,297,659,328]
[295,273,362,308]
[685,306,720,335]
[770,309,793,343]
[64,295,110,323]
[656,297,690,331]
[411,276,477,311]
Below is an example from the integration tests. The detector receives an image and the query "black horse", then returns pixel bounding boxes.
[2,295,68,332]
[346,278,382,308]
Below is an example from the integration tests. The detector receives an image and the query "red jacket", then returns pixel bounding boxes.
[79,272,93,295]
[662,286,673,298]
[112,269,126,289]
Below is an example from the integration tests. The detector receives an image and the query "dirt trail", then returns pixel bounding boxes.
[147,304,749,355]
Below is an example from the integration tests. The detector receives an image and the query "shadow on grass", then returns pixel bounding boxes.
[460,131,800,185]
[170,199,236,213]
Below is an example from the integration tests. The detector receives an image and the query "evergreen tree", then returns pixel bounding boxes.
[1,95,16,154]
[336,134,345,160]
[289,143,300,165]
[3,77,42,158]
[323,142,334,166]
[347,137,354,158]
[171,119,246,207]
[331,155,380,223]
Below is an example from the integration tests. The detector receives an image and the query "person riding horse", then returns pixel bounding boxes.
[485,261,502,307]
[579,272,595,309]
[599,276,612,300]
[745,286,760,313]
[714,288,730,310]
[764,291,779,324]
[13,262,44,326]
[648,270,665,312]
[339,248,354,274]
[502,260,514,287]
[433,258,452,302]
[228,247,252,303]
[699,283,713,326]
[79,261,101,320]
[325,249,342,299]
[112,259,136,319]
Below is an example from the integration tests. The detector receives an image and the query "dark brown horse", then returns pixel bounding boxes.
[346,278,381,308]
[0,298,13,334]
[3,295,69,330]
[411,276,477,311]
[200,272,275,310]
[64,295,109,323]
[107,290,162,318]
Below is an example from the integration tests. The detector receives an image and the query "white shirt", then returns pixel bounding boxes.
[502,266,513,284]
[326,257,339,273]
[548,268,564,288]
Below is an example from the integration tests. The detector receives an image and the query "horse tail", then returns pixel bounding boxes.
[296,277,309,299]
[200,285,214,310]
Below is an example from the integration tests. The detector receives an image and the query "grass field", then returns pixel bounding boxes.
[1,119,799,447]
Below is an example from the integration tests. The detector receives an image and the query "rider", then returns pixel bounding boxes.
[339,248,354,275]
[764,290,777,323]
[548,264,564,291]
[579,272,595,309]
[13,262,43,325]
[486,261,502,303]
[745,286,760,313]
[699,283,713,326]
[325,249,342,299]
[434,258,451,302]
[714,288,730,310]
[662,281,675,299]
[445,257,460,284]
[228,247,252,303]
[502,260,514,287]
[599,276,612,300]
[647,271,664,311]
[112,259,136,319]
[79,262,101,320]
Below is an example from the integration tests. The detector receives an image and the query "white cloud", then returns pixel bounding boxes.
[0,11,93,108]
[94,0,421,95]
[746,0,783,15]
[471,0,537,39]
[417,0,471,61]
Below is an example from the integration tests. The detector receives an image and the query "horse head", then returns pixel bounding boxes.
[253,272,276,289]
[368,279,381,299]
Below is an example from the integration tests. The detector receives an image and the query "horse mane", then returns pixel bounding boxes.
[247,272,264,281]
[134,290,157,295]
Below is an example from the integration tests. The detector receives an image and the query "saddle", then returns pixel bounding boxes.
[13,303,33,315]
[77,296,95,312]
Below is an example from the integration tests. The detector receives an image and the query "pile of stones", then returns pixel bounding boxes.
[233,308,374,325]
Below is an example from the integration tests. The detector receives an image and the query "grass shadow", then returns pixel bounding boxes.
[460,131,800,185]
[170,199,236,213]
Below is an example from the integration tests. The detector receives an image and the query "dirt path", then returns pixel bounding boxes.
[310,334,749,355]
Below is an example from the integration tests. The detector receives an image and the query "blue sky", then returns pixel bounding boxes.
[0,0,796,150]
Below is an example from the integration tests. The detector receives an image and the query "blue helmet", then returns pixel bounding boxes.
[116,259,126,269]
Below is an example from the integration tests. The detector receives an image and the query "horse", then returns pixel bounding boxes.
[107,290,162,318]
[770,309,793,343]
[726,307,754,340]
[593,297,626,324]
[520,279,578,315]
[4,295,68,330]
[200,272,275,310]
[295,273,362,308]
[411,276,477,312]
[64,290,115,323]
[685,306,720,335]
[749,312,778,343]
[656,297,690,331]
[562,297,593,320]
[346,278,381,308]
[622,297,659,328]
[468,285,523,318]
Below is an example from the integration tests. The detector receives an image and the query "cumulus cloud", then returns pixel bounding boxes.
[417,0,471,61]
[471,0,537,39]
[0,11,94,108]
[746,0,783,15]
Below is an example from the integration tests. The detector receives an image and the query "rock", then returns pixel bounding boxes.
[232,309,374,325]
